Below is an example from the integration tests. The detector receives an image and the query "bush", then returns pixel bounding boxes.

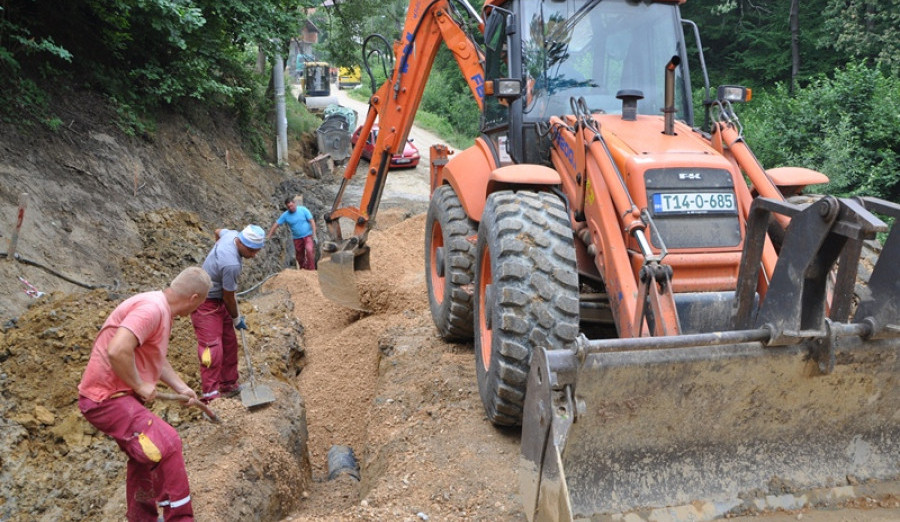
[740,63,900,202]
[421,66,480,140]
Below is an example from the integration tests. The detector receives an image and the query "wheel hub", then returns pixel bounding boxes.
[483,283,493,330]
[435,246,445,278]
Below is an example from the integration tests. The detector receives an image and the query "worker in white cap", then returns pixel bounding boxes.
[190,225,265,403]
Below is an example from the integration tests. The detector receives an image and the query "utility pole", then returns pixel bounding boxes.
[274,52,289,167]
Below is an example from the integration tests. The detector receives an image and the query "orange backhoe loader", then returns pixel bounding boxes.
[318,0,900,520]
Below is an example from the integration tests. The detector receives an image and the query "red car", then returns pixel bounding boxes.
[351,125,420,169]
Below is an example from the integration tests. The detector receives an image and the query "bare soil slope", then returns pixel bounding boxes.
[0,90,317,520]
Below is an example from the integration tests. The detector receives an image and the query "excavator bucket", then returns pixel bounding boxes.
[521,334,900,521]
[317,249,370,312]
[520,197,900,521]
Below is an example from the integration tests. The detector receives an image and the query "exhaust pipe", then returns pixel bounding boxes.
[663,55,681,135]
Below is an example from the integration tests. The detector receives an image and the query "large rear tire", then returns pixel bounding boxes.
[425,185,477,340]
[786,194,881,319]
[846,237,881,317]
[474,190,579,426]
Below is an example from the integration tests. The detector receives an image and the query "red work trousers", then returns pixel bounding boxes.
[190,298,239,402]
[79,395,193,521]
[293,236,316,270]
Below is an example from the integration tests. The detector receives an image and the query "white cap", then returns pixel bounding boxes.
[238,225,265,249]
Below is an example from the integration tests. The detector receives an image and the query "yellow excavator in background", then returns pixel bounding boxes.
[318,0,899,520]
[298,61,339,114]
[338,65,361,90]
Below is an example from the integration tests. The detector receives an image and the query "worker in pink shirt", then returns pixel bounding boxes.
[78,266,212,522]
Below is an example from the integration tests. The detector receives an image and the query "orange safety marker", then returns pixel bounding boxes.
[7,192,27,258]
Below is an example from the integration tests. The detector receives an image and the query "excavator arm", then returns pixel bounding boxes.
[319,0,491,310]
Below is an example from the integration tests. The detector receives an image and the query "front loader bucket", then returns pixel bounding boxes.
[317,250,369,312]
[521,333,900,521]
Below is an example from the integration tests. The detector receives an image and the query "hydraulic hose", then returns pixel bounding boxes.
[1,251,107,290]
[236,272,280,297]
[1,250,282,298]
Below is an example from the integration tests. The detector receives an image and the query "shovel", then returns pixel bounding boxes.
[236,304,276,409]
[157,392,220,423]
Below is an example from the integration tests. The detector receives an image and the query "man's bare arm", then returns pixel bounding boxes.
[160,359,196,399]
[222,289,239,320]
[267,222,279,238]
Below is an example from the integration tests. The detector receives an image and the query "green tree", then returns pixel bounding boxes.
[681,0,841,88]
[819,0,900,75]
[1,0,318,126]
[314,1,383,69]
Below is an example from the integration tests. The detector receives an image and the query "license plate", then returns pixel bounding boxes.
[394,158,411,164]
[652,192,737,214]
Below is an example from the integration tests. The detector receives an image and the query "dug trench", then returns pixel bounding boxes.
[1,90,897,522]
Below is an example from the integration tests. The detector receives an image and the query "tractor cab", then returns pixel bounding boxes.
[300,61,339,114]
[482,0,694,165]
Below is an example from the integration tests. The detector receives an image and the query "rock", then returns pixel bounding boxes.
[13,413,38,429]
[309,154,334,179]
[51,413,90,448]
[34,405,56,425]
[40,327,63,339]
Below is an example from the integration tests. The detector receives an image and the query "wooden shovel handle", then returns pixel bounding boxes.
[156,392,220,423]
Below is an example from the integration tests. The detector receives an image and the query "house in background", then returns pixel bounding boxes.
[288,19,320,81]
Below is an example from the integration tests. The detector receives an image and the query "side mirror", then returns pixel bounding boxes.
[716,85,752,103]
[484,15,503,51]
[484,7,513,51]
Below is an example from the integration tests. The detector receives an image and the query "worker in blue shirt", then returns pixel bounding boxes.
[267,196,317,270]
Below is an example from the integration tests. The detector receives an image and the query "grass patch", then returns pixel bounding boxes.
[414,111,474,149]
[347,86,371,103]
[285,92,321,139]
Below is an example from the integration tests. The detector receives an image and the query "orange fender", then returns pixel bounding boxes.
[765,166,829,197]
[441,139,495,222]
[486,164,560,194]
[441,140,562,223]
